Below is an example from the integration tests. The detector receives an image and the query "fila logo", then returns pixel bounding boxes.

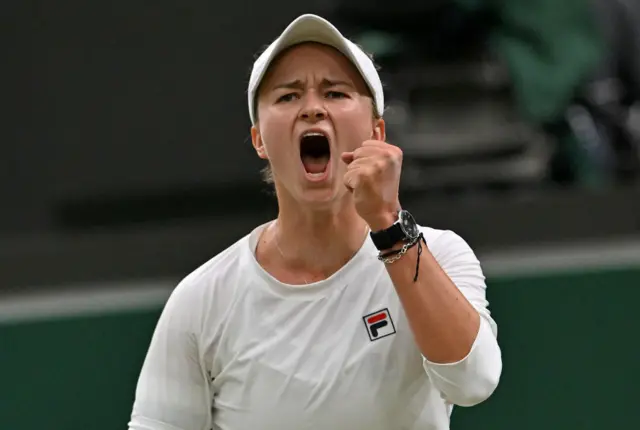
[363,308,396,341]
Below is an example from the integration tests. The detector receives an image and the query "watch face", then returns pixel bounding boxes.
[399,210,419,238]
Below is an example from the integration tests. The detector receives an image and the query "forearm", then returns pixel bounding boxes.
[359,159,501,405]
[384,242,480,363]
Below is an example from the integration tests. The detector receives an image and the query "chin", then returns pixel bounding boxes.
[296,180,351,209]
[298,187,340,207]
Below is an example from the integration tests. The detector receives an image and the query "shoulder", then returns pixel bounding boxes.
[162,233,253,328]
[420,226,477,255]
[419,226,482,272]
[181,234,250,291]
[418,226,491,313]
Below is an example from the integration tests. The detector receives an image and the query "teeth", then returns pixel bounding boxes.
[308,173,324,178]
[303,132,325,138]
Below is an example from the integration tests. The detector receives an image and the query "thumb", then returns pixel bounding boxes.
[341,152,354,164]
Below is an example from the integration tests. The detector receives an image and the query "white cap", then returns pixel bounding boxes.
[247,14,384,125]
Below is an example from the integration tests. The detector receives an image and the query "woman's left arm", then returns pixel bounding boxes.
[382,229,503,407]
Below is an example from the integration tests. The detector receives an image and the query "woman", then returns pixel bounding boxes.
[129,13,502,430]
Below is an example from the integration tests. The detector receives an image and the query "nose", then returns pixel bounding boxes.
[299,92,326,122]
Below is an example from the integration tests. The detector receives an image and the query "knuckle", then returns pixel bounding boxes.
[390,149,403,166]
[374,160,385,174]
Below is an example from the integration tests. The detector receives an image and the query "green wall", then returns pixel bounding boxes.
[454,266,640,429]
[1,267,638,429]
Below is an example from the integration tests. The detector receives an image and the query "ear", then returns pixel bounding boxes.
[251,125,269,160]
[372,118,386,141]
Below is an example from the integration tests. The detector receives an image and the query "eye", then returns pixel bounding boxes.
[325,91,347,99]
[276,93,299,103]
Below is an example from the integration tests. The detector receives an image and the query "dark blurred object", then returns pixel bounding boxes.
[542,0,640,188]
[394,58,551,193]
[328,0,640,190]
[574,0,640,183]
[327,1,551,193]
[463,0,640,187]
[326,0,494,65]
[454,0,621,189]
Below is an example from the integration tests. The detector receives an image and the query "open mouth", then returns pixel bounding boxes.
[300,132,331,179]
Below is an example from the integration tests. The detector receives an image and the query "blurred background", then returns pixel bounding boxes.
[1,0,640,428]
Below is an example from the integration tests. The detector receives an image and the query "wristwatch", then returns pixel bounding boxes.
[369,209,420,250]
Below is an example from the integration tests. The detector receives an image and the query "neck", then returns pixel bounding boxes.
[271,193,369,278]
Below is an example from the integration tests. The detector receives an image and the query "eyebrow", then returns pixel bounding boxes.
[272,78,354,91]
[322,79,353,88]
[273,80,305,90]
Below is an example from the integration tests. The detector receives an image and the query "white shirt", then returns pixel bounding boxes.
[129,224,502,430]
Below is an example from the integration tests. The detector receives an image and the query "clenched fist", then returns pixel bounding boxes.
[341,140,403,231]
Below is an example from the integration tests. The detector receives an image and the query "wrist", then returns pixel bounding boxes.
[367,210,399,232]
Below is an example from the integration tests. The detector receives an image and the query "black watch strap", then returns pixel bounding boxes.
[370,222,405,250]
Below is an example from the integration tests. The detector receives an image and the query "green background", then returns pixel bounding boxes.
[1,267,638,429]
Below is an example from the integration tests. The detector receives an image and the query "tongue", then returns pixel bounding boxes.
[302,155,329,174]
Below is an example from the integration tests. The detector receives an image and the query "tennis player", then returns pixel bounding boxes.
[129,13,502,430]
